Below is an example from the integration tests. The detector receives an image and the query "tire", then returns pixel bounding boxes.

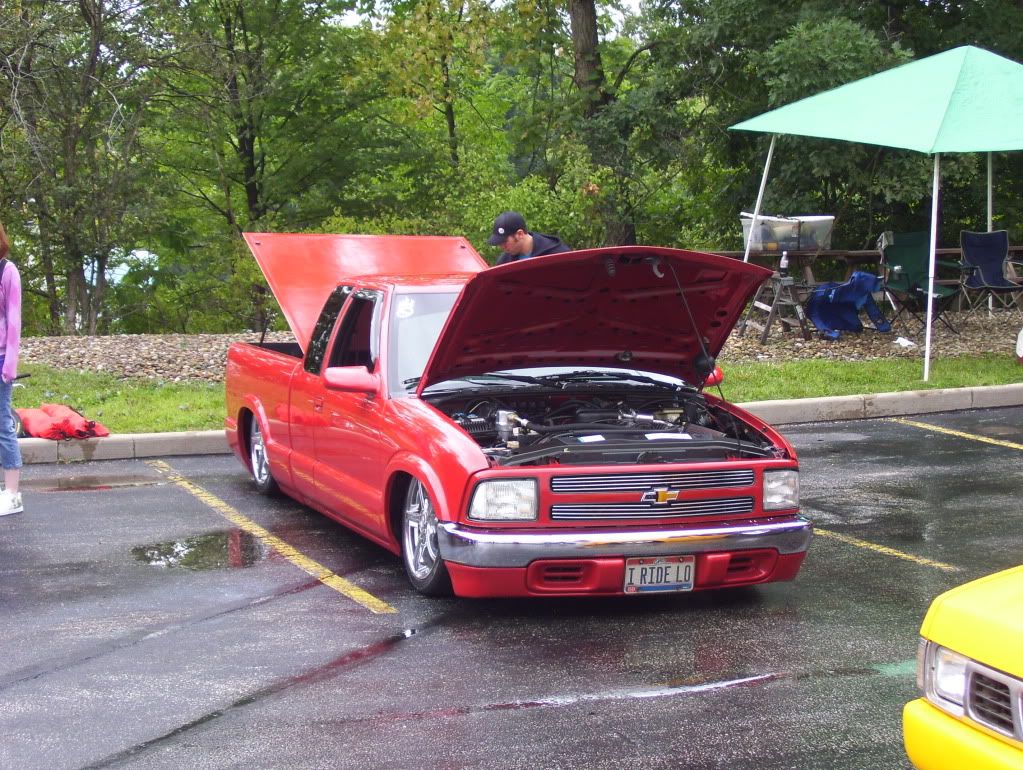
[12,411,24,439]
[401,478,452,596]
[248,417,279,496]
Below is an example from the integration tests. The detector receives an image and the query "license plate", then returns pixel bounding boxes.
[623,555,695,593]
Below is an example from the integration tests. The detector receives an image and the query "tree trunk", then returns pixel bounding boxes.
[442,54,459,165]
[567,0,635,244]
[567,0,610,118]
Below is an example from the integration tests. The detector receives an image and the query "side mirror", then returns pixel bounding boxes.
[703,365,724,387]
[323,366,379,394]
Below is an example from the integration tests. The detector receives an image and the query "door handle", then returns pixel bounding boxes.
[311,397,324,412]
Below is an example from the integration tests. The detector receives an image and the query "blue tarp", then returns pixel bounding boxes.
[805,272,892,341]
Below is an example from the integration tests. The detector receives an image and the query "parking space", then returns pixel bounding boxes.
[1,406,1021,769]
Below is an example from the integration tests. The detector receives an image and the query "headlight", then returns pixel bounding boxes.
[918,639,969,714]
[916,638,927,691]
[932,645,969,706]
[468,479,538,521]
[763,469,799,510]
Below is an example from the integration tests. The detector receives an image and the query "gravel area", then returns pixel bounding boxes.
[18,311,1023,383]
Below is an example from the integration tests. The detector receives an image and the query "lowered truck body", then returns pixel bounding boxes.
[225,233,812,597]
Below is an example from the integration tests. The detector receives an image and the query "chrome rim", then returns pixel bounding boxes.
[403,480,440,580]
[249,420,270,485]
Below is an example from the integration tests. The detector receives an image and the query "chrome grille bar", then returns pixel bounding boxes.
[969,669,1020,739]
[550,469,755,494]
[551,497,755,520]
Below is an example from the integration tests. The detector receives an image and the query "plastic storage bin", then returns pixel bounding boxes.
[741,213,834,251]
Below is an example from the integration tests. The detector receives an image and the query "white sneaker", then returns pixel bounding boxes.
[0,491,23,516]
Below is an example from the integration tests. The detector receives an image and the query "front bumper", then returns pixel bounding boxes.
[437,514,811,568]
[904,698,1023,770]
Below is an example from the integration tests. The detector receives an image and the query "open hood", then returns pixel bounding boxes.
[418,246,771,391]
[243,233,486,352]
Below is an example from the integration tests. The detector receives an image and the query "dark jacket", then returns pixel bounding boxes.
[496,232,571,265]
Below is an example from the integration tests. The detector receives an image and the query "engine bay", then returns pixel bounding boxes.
[426,389,787,466]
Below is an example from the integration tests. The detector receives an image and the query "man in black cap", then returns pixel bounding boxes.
[487,211,571,265]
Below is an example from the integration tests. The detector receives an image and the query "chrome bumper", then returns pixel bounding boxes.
[437,515,812,569]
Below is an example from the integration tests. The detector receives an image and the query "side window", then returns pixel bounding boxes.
[327,290,381,372]
[304,286,353,374]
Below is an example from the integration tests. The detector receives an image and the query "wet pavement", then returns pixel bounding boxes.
[1,407,1021,769]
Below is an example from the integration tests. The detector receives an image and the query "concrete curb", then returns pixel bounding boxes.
[740,382,1023,425]
[19,430,230,465]
[16,383,1023,464]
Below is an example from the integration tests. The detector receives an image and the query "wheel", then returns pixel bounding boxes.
[12,411,25,438]
[248,417,279,496]
[401,479,452,596]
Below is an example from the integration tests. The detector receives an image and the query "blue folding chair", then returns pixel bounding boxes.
[959,230,1023,318]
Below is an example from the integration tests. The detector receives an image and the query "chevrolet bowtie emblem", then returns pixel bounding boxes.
[641,487,681,505]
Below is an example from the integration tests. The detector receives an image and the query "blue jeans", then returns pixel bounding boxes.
[0,377,23,470]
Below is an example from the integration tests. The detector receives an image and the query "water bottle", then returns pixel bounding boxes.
[779,250,789,277]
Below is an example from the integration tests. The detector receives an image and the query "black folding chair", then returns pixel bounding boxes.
[959,230,1023,319]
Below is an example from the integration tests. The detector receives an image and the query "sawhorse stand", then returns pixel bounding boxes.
[737,275,812,343]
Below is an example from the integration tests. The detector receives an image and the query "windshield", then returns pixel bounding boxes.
[388,291,459,396]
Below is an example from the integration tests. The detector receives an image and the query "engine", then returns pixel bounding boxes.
[429,391,782,466]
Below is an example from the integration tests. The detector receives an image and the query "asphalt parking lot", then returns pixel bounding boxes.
[2,406,1021,770]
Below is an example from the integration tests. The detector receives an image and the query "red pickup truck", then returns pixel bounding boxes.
[225,233,811,598]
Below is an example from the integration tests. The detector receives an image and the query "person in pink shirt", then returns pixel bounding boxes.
[0,221,23,515]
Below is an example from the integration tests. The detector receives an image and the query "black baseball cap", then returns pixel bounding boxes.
[487,211,527,246]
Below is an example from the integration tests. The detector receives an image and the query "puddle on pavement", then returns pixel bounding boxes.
[133,529,269,570]
[976,425,1022,438]
[23,474,162,493]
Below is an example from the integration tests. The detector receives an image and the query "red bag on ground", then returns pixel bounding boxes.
[15,404,110,440]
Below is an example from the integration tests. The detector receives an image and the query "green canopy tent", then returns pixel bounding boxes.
[731,45,1023,380]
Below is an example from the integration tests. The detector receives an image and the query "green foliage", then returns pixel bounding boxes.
[719,354,1023,403]
[13,365,225,434]
[14,353,1020,435]
[6,0,1023,333]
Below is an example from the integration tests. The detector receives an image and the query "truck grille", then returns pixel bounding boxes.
[550,469,755,494]
[969,668,1020,739]
[551,496,755,521]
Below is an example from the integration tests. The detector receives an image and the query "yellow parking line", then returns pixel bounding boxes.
[815,528,960,573]
[147,460,396,614]
[821,415,1022,575]
[892,417,1023,451]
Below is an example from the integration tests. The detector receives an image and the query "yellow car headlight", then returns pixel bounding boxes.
[932,645,969,706]
[918,639,969,714]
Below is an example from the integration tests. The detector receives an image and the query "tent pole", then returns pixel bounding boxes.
[987,152,994,315]
[743,135,776,263]
[923,154,941,382]
[987,152,993,231]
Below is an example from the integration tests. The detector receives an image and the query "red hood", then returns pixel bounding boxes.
[418,246,771,390]
[242,233,486,352]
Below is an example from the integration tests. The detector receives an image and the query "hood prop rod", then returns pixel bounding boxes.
[666,260,743,457]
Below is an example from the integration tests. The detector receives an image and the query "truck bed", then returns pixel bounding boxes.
[243,341,303,359]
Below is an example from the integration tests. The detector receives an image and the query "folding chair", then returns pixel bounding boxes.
[881,231,961,333]
[959,230,1023,318]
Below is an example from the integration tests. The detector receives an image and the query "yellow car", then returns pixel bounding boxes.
[904,565,1023,769]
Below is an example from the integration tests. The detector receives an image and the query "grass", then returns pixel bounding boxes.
[718,353,1022,403]
[14,365,225,434]
[11,355,1021,434]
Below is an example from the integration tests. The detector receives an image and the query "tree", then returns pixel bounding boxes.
[0,0,160,333]
[146,0,385,330]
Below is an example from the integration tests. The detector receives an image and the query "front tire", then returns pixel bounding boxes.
[402,479,451,596]
[248,417,279,496]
